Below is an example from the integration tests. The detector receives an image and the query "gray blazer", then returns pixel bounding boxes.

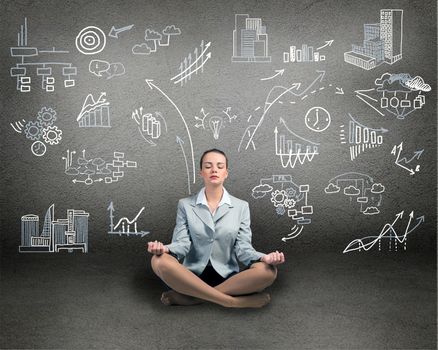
[166,193,265,277]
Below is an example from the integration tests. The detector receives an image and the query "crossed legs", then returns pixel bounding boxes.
[151,253,277,308]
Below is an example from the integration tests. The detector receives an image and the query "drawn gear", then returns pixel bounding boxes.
[284,198,296,208]
[42,126,62,145]
[37,107,57,127]
[276,205,286,216]
[24,120,43,141]
[271,190,287,207]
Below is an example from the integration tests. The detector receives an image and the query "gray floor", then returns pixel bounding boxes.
[1,250,436,350]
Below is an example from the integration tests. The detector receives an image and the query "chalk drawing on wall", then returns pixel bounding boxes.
[19,204,89,253]
[344,9,403,70]
[260,69,284,81]
[107,202,150,237]
[304,106,331,132]
[340,113,388,161]
[252,175,313,241]
[63,150,137,185]
[194,107,238,140]
[131,108,167,146]
[343,210,424,253]
[11,107,62,156]
[77,92,111,127]
[75,26,106,55]
[391,142,423,175]
[89,60,126,79]
[108,24,134,38]
[145,79,195,192]
[238,70,326,152]
[355,73,431,119]
[171,41,211,86]
[283,40,333,63]
[232,14,271,63]
[132,25,181,55]
[324,172,385,215]
[10,18,77,92]
[275,118,320,168]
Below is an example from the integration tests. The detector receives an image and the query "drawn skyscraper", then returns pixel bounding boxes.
[232,14,271,62]
[380,9,403,64]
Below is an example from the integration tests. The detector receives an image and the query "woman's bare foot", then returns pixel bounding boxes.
[229,292,271,308]
[161,290,203,306]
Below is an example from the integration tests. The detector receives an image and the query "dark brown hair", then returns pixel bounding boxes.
[199,149,228,169]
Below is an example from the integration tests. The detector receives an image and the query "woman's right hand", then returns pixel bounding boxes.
[147,240,169,255]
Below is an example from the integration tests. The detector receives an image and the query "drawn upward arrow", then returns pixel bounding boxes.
[145,79,195,189]
[108,24,134,38]
[316,39,334,51]
[392,143,416,175]
[260,69,285,81]
[107,201,115,233]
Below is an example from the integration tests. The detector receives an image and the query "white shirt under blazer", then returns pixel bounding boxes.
[166,188,264,278]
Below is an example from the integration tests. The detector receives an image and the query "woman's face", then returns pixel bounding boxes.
[199,152,228,187]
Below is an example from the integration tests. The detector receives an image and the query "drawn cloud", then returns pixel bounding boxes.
[371,183,385,194]
[162,25,181,35]
[363,206,380,215]
[144,29,162,41]
[65,167,79,176]
[252,184,273,199]
[344,185,360,196]
[132,43,152,55]
[375,73,412,92]
[324,183,340,194]
[405,76,431,92]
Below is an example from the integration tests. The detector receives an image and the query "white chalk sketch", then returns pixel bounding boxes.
[343,210,424,253]
[355,73,431,119]
[324,172,385,215]
[232,14,271,63]
[132,25,181,55]
[75,26,106,55]
[145,79,195,194]
[19,204,89,253]
[340,113,388,161]
[238,70,326,152]
[194,107,238,140]
[10,18,77,91]
[283,40,333,63]
[304,107,331,132]
[344,9,403,70]
[171,41,211,86]
[260,69,284,81]
[77,92,111,127]
[63,149,137,185]
[252,175,313,241]
[131,107,167,146]
[12,107,62,156]
[391,142,423,175]
[275,118,319,168]
[89,60,125,79]
[107,202,150,237]
[108,24,134,38]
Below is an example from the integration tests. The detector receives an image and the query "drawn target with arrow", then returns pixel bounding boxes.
[75,26,106,55]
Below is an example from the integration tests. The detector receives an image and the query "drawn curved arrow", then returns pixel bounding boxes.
[260,69,285,81]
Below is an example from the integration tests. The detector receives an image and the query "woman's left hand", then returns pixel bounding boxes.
[261,251,285,265]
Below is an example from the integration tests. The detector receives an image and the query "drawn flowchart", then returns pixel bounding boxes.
[252,175,313,241]
[107,202,150,237]
[10,18,77,91]
[324,172,385,215]
[355,73,431,119]
[343,210,424,253]
[19,204,89,253]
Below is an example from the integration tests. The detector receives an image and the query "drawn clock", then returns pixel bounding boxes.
[31,141,47,157]
[304,107,331,132]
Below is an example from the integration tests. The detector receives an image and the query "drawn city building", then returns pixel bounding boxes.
[344,9,403,70]
[19,204,89,253]
[10,17,77,92]
[77,92,111,127]
[232,14,271,62]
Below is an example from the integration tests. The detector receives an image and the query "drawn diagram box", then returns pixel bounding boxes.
[10,67,26,76]
[299,185,309,192]
[63,67,77,75]
[64,79,75,87]
[37,67,52,75]
[301,206,313,214]
[10,47,38,57]
[113,171,124,178]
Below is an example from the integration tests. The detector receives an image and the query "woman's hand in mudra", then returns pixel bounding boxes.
[147,240,169,255]
[261,251,285,265]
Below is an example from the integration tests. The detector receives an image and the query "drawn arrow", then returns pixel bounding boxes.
[171,42,211,81]
[108,24,134,38]
[316,39,334,51]
[260,69,285,81]
[281,226,304,241]
[107,201,115,233]
[145,79,195,189]
[335,87,344,94]
[393,143,416,175]
[176,136,191,195]
[172,52,211,85]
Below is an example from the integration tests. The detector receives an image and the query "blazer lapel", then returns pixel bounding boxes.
[192,204,215,233]
[213,203,233,224]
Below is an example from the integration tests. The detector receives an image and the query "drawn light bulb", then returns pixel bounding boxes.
[209,116,223,140]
